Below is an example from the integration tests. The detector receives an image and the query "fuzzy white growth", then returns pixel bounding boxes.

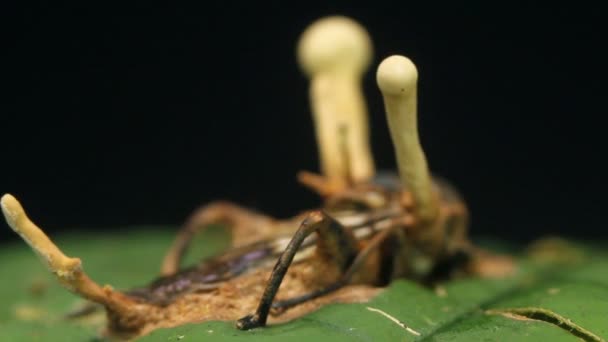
[377,55,438,223]
[297,16,375,189]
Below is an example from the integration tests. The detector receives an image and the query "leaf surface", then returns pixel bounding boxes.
[0,229,606,341]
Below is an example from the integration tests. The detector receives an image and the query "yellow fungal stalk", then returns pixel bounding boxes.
[1,194,81,277]
[376,55,438,223]
[0,194,134,311]
[297,16,375,190]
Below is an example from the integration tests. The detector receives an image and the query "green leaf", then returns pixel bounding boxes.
[0,229,606,341]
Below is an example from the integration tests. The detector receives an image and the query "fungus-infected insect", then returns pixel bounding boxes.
[2,16,513,339]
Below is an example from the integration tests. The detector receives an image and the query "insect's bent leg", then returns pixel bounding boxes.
[297,171,345,196]
[271,217,405,310]
[161,201,296,276]
[0,194,137,313]
[236,210,359,330]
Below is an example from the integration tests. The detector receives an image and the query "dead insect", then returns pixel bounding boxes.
[1,16,513,340]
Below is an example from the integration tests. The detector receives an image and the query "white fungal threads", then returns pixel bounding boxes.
[377,56,438,223]
[297,16,375,189]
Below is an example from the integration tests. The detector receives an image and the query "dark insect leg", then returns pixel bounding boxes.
[160,201,299,276]
[235,210,359,330]
[270,217,403,311]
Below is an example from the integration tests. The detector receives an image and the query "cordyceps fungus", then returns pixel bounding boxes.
[2,15,515,340]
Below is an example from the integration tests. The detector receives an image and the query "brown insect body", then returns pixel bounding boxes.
[85,175,463,337]
[130,175,464,307]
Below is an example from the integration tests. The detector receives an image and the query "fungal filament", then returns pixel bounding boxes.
[0,194,136,312]
[297,16,375,191]
[376,55,439,223]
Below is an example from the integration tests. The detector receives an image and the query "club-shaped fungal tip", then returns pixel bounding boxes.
[376,55,418,96]
[376,55,438,223]
[297,16,372,76]
[297,16,375,188]
[1,193,21,229]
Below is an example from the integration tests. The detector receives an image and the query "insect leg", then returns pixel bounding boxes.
[161,201,299,276]
[270,217,406,310]
[235,210,359,330]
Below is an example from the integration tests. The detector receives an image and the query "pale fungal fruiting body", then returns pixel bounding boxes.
[297,16,375,192]
[2,15,514,340]
[377,55,437,224]
[376,55,457,258]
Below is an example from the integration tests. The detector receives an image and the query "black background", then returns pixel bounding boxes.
[1,2,605,243]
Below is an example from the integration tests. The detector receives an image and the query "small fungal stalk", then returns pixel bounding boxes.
[2,16,513,340]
